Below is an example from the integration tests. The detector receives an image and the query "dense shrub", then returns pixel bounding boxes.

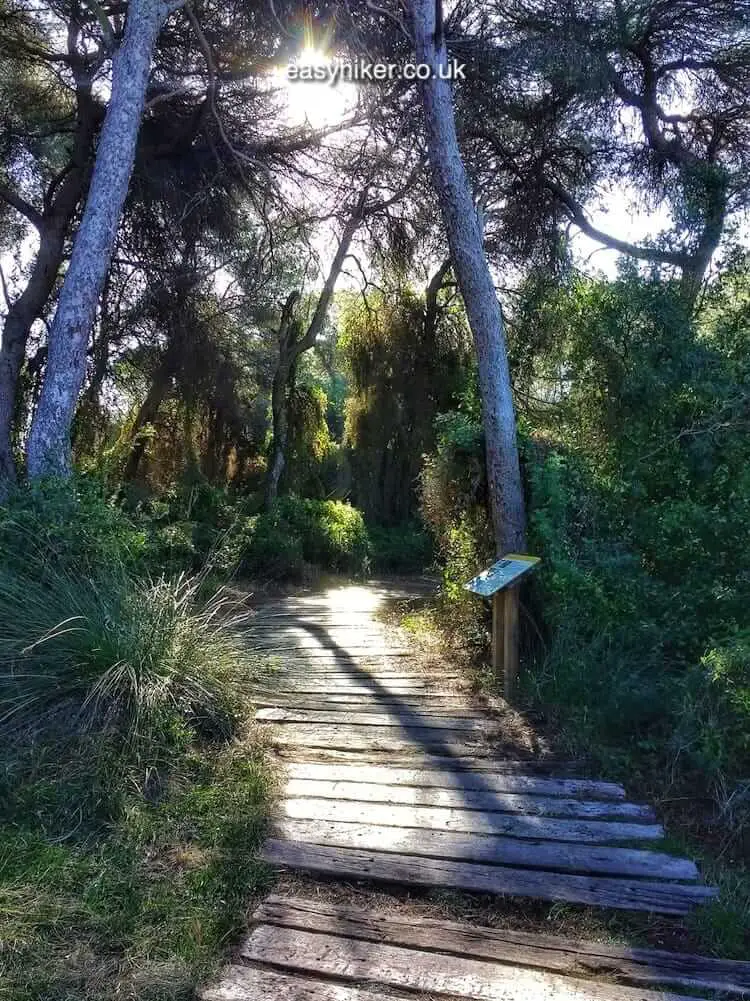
[423,269,750,823]
[677,633,750,799]
[0,484,257,795]
[0,489,271,999]
[0,479,147,574]
[420,410,495,651]
[519,271,750,785]
[240,496,371,578]
[368,522,433,573]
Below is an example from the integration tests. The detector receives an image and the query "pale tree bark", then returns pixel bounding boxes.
[412,0,526,554]
[26,0,174,480]
[0,45,99,494]
[265,190,368,509]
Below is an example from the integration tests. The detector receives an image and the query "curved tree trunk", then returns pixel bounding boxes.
[412,0,526,554]
[264,191,367,510]
[0,90,97,495]
[0,225,66,490]
[27,0,167,480]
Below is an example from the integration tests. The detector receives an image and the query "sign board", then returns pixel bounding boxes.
[464,553,540,598]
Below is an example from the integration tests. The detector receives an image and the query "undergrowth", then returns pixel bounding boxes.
[0,482,274,999]
[416,272,750,957]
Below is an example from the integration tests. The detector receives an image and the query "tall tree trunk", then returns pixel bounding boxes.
[0,224,66,491]
[0,92,97,494]
[265,192,367,509]
[265,360,293,509]
[265,292,300,509]
[27,0,167,480]
[412,0,526,554]
[122,349,175,482]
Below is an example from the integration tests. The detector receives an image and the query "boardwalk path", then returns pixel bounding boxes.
[202,580,749,1000]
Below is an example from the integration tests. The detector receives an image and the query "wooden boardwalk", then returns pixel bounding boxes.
[203,894,750,1001]
[202,580,735,1000]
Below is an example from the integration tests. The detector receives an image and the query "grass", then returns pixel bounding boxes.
[0,496,277,1000]
[0,744,274,1001]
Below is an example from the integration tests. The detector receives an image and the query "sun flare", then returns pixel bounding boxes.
[274,46,357,128]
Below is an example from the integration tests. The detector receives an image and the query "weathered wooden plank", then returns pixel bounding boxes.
[256,680,462,692]
[279,797,664,842]
[242,924,707,998]
[268,727,491,755]
[260,664,457,675]
[282,779,654,821]
[278,751,567,773]
[262,841,716,914]
[254,896,749,995]
[200,965,401,1001]
[253,644,413,655]
[265,687,465,701]
[282,761,627,799]
[265,670,464,681]
[258,708,492,733]
[272,819,698,879]
[254,695,484,716]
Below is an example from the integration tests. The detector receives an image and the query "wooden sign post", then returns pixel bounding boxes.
[465,554,540,699]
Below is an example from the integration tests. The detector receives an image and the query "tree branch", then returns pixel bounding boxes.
[545,178,688,268]
[0,184,44,231]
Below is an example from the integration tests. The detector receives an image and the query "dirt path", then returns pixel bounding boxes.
[202,579,749,1000]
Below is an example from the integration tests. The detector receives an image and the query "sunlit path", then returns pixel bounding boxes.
[198,579,748,1001]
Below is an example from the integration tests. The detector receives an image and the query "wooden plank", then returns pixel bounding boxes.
[261,841,716,914]
[272,819,698,880]
[265,688,465,702]
[265,671,464,681]
[257,647,412,654]
[281,779,655,821]
[253,695,484,716]
[269,727,491,756]
[255,896,750,995]
[201,965,401,1001]
[282,762,627,799]
[258,708,492,733]
[278,752,568,773]
[279,797,664,842]
[262,683,466,694]
[242,924,706,997]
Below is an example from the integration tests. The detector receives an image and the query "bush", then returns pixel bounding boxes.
[240,496,371,578]
[0,484,257,790]
[0,569,251,748]
[677,633,750,795]
[0,478,147,575]
[0,484,271,998]
[368,522,433,573]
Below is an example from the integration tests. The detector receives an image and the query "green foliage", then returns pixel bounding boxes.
[0,749,272,1000]
[368,522,433,573]
[420,410,494,651]
[340,282,471,524]
[0,482,273,999]
[678,633,750,795]
[426,267,750,831]
[518,270,750,798]
[0,568,252,750]
[240,496,371,579]
[0,478,148,574]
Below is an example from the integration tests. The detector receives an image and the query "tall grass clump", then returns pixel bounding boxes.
[0,483,273,999]
[0,565,250,750]
[0,482,257,806]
